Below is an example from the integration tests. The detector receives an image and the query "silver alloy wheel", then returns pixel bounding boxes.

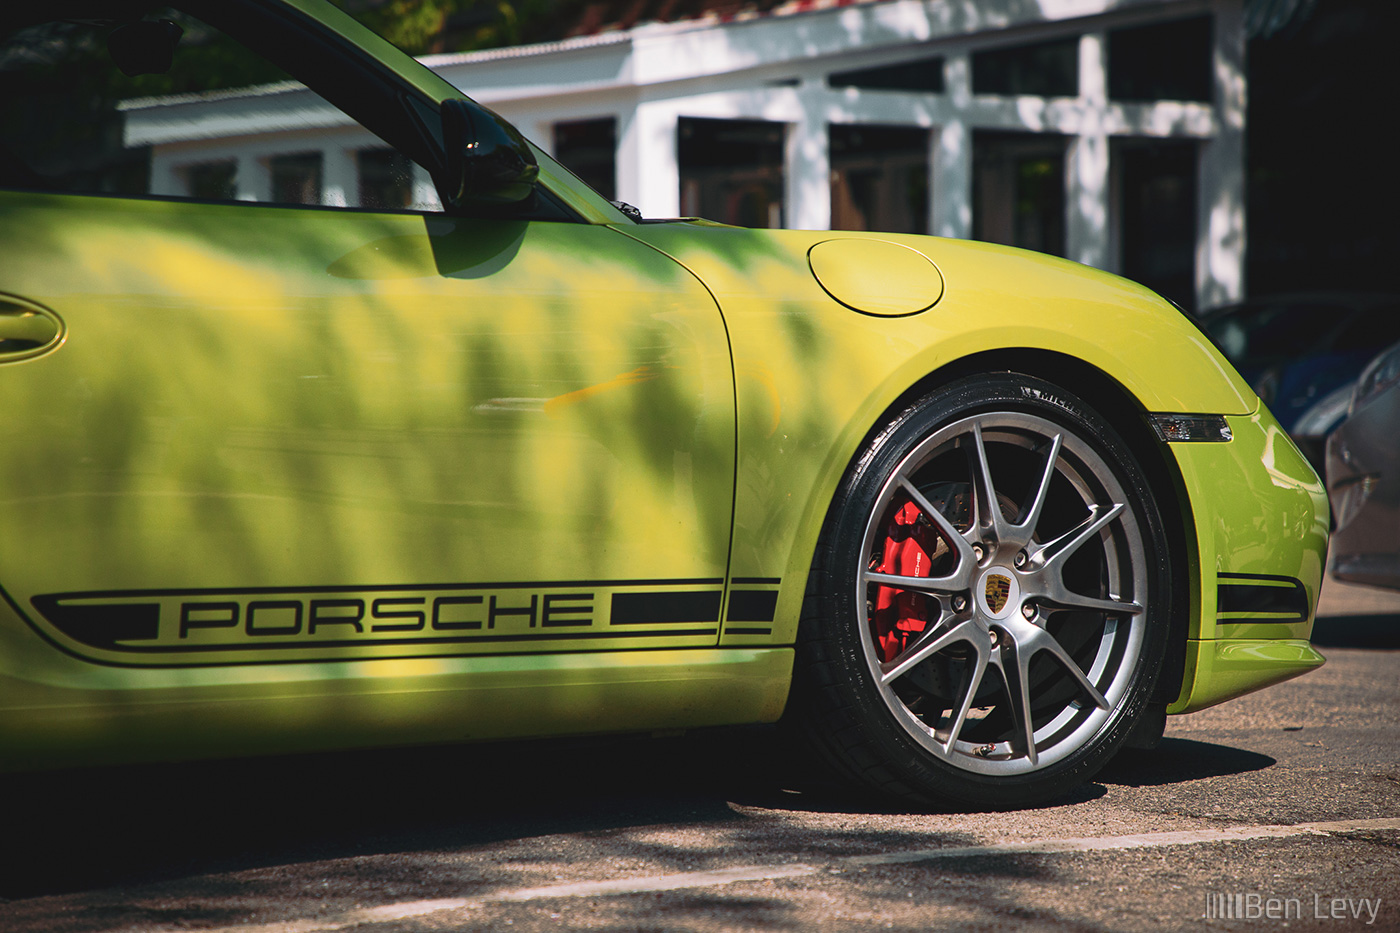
[856,411,1148,777]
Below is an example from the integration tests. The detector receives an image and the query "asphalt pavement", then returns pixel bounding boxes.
[0,576,1396,932]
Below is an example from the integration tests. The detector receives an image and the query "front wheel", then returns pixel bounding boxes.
[792,373,1172,808]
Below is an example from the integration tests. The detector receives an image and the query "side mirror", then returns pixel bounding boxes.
[441,98,539,208]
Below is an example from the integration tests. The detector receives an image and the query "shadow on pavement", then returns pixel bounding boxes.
[0,731,1277,900]
[1097,737,1275,787]
[0,730,752,899]
[0,724,969,900]
[1311,613,1400,649]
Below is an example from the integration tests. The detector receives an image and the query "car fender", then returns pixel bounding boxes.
[616,223,1260,650]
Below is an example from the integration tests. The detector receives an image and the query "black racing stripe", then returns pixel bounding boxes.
[724,626,773,636]
[31,596,160,649]
[23,627,720,654]
[610,591,722,625]
[1217,574,1309,621]
[30,577,725,601]
[726,590,778,623]
[730,577,781,585]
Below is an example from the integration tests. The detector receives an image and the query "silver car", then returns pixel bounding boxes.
[1326,340,1400,589]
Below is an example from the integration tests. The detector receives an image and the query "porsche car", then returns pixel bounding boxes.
[0,0,1328,808]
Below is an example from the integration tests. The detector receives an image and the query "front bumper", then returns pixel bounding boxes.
[1166,405,1329,713]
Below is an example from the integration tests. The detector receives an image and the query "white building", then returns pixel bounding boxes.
[126,0,1246,311]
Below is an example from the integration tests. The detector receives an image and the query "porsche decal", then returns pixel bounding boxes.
[20,578,784,666]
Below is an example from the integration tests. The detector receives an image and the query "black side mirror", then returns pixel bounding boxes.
[440,98,539,208]
[108,20,184,77]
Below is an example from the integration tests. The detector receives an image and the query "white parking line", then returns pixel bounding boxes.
[171,817,1400,933]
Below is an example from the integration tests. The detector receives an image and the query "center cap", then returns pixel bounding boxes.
[977,569,1021,620]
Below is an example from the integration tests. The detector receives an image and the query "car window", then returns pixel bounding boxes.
[0,7,442,212]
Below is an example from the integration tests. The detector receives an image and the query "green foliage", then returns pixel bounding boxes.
[334,0,454,53]
[331,0,565,55]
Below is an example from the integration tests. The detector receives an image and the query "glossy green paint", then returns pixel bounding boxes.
[1186,410,1330,641]
[807,238,944,316]
[1166,407,1330,712]
[614,224,1263,652]
[0,198,1326,762]
[0,644,792,769]
[0,0,1329,766]
[0,191,734,675]
[1173,639,1325,713]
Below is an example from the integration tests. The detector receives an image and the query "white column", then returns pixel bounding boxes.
[786,80,830,231]
[322,145,356,208]
[1067,33,1110,270]
[617,102,679,218]
[1197,0,1247,310]
[235,152,270,202]
[932,54,971,239]
[412,163,441,211]
[148,154,182,198]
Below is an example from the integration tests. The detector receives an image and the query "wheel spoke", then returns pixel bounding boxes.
[941,637,991,751]
[992,641,1038,766]
[864,569,967,596]
[1035,502,1124,570]
[1013,433,1062,542]
[1044,588,1143,617]
[966,423,1006,544]
[1008,618,1111,710]
[880,618,986,685]
[897,476,977,568]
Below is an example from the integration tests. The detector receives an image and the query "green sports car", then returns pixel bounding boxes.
[0,0,1327,807]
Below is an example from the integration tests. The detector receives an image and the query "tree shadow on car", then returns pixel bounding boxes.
[1097,737,1275,787]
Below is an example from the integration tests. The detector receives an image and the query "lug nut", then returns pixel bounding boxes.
[952,595,968,613]
[1014,551,1028,569]
[972,544,985,562]
[1022,601,1037,620]
[989,629,1000,646]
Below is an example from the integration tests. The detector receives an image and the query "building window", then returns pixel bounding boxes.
[972,37,1079,97]
[829,56,945,93]
[357,148,414,210]
[830,124,929,235]
[553,118,616,200]
[1114,139,1198,311]
[269,152,322,205]
[1108,17,1212,102]
[184,161,237,200]
[678,117,785,228]
[973,131,1067,257]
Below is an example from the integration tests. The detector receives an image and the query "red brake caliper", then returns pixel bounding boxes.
[871,497,938,663]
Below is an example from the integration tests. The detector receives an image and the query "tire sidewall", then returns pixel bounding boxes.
[816,373,1172,807]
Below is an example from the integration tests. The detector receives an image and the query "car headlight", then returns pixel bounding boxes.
[1350,341,1400,414]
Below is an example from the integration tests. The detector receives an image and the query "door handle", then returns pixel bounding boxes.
[0,295,64,361]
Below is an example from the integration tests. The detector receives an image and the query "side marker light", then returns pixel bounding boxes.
[1148,414,1234,443]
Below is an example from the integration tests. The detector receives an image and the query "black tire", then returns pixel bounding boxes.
[790,373,1172,809]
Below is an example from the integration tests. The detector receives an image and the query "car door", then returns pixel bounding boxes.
[0,9,735,673]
